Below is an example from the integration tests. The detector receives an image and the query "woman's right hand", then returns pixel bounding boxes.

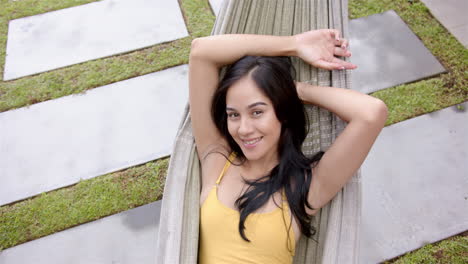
[294,29,357,70]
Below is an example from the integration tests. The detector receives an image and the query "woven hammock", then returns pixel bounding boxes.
[156,0,361,263]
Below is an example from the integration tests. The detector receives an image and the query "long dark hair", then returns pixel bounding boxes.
[211,56,324,242]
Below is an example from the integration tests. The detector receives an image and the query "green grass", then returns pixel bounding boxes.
[384,232,468,264]
[372,78,462,125]
[0,0,466,260]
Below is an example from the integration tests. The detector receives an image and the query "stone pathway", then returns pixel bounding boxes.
[4,0,188,80]
[0,65,188,206]
[360,102,468,263]
[421,0,468,47]
[0,201,162,263]
[349,10,446,94]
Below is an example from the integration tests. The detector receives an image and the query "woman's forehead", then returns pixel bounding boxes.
[226,77,271,108]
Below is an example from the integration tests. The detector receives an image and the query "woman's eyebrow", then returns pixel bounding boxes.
[248,102,267,108]
[226,102,267,111]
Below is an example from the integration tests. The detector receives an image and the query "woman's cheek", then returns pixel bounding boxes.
[227,120,237,138]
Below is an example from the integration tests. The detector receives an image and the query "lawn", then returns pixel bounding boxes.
[0,0,466,262]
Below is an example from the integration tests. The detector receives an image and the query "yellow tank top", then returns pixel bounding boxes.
[199,153,296,264]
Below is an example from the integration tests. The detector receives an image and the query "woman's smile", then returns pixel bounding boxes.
[241,136,263,149]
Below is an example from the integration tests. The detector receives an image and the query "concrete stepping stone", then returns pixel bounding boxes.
[0,65,188,206]
[4,0,188,81]
[349,10,446,94]
[0,201,161,263]
[359,102,468,263]
[421,0,468,47]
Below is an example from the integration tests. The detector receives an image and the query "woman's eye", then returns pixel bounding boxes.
[227,112,239,118]
[252,110,263,117]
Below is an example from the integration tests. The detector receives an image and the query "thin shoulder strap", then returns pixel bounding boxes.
[281,188,288,205]
[215,152,236,185]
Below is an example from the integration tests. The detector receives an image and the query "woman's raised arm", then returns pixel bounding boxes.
[189,30,356,159]
[295,82,388,215]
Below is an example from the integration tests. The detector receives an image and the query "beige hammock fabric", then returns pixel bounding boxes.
[156,0,361,263]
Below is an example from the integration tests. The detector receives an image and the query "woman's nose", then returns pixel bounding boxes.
[238,117,254,136]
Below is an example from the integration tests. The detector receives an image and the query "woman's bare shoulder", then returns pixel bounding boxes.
[199,144,232,187]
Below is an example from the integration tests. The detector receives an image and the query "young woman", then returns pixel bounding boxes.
[189,29,388,263]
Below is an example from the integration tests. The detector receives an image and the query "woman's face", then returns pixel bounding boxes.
[226,76,282,162]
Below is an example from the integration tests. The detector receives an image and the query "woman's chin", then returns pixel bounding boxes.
[241,148,265,161]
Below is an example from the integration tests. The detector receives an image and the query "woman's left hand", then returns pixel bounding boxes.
[294,29,357,70]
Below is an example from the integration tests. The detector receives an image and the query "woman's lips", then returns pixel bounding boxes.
[242,137,263,148]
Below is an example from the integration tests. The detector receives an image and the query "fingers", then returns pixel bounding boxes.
[331,57,357,69]
[329,28,349,48]
[339,38,349,49]
[329,29,341,41]
[334,47,351,57]
[334,37,349,49]
[315,60,344,71]
[315,58,357,70]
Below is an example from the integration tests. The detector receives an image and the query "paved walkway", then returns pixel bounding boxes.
[360,102,468,263]
[348,10,445,93]
[0,65,188,206]
[421,0,468,47]
[0,201,162,263]
[4,0,188,80]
